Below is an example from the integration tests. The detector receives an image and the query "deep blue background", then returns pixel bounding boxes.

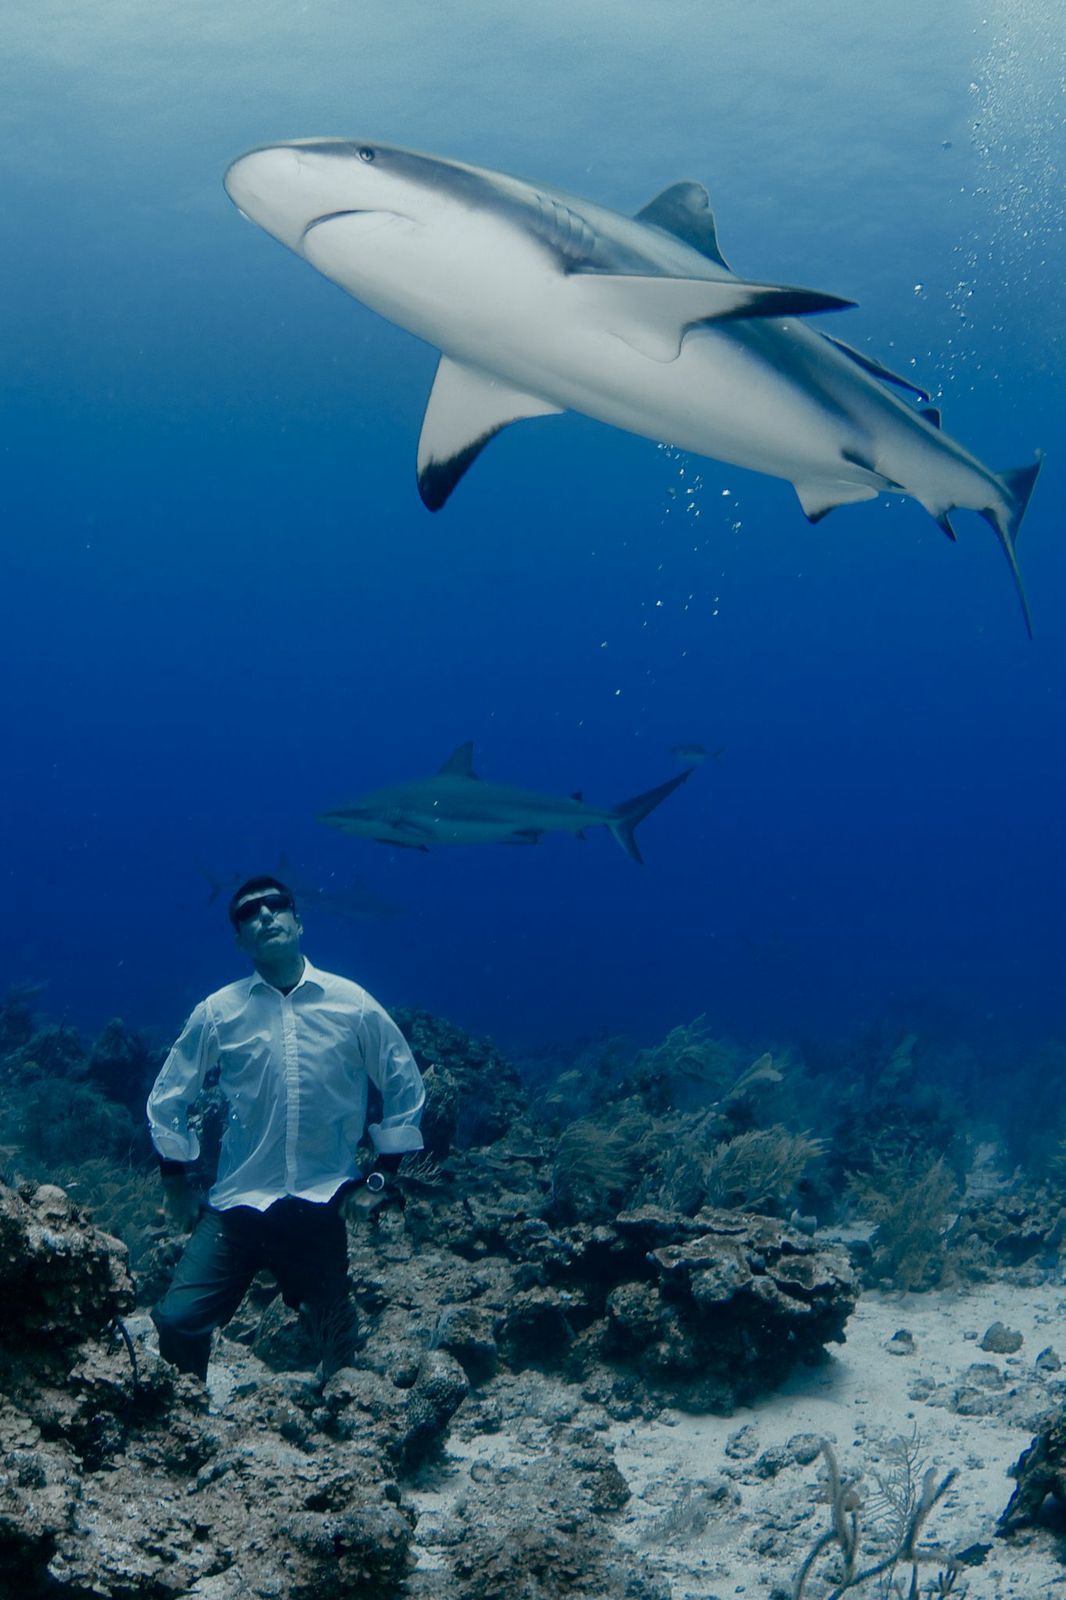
[2,1,1063,1056]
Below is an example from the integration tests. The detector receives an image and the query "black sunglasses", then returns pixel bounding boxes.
[233,892,295,926]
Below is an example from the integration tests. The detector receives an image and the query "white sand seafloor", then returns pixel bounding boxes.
[410,1280,1066,1598]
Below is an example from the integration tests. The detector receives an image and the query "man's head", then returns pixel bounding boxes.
[228,876,303,966]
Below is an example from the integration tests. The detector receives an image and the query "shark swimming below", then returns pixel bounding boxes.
[319,743,691,863]
[224,139,1042,633]
[200,861,404,922]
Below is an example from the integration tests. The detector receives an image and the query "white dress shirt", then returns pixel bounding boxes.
[147,958,425,1212]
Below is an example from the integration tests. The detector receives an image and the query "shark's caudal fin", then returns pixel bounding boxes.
[979,452,1043,639]
[608,769,692,864]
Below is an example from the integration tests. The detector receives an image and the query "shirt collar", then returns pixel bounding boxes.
[248,957,326,996]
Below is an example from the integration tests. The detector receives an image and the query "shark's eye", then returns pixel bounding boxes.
[358,147,375,163]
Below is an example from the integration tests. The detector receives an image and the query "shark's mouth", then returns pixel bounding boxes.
[301,208,417,244]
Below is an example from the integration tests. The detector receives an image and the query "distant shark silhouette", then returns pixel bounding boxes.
[225,139,1041,632]
[200,859,404,922]
[318,743,691,863]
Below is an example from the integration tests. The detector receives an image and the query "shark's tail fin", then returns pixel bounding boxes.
[608,769,692,864]
[980,451,1043,638]
[198,865,226,905]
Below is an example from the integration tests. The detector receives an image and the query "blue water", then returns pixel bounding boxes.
[2,1,1063,1056]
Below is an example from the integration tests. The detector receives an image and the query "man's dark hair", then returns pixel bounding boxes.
[228,875,296,927]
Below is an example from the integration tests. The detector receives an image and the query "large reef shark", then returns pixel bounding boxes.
[224,140,1042,632]
[319,743,691,863]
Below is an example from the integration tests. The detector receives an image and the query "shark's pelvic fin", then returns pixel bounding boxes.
[634,181,731,271]
[439,741,478,778]
[579,275,855,363]
[794,480,880,523]
[921,405,943,429]
[823,335,930,403]
[417,357,562,510]
[608,768,692,864]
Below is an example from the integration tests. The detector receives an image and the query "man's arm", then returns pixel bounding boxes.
[147,1001,219,1228]
[361,1005,425,1162]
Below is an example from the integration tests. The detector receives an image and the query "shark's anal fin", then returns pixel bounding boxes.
[634,181,731,271]
[823,334,930,403]
[417,358,562,511]
[576,274,855,363]
[439,741,478,778]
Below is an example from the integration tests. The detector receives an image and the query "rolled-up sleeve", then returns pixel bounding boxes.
[146,1001,220,1163]
[361,1007,425,1155]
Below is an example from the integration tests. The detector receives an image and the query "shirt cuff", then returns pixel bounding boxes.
[368,1124,424,1155]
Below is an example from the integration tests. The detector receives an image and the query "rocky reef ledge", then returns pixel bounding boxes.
[0,1164,859,1599]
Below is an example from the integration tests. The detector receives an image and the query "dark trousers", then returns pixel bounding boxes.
[151,1195,351,1380]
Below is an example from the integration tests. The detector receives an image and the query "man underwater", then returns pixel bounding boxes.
[146,875,425,1380]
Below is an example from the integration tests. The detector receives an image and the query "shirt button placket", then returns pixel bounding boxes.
[282,995,300,1191]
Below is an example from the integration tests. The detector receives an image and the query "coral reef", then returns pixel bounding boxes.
[846,1153,960,1291]
[0,1175,414,1600]
[393,1007,529,1151]
[1,987,1063,1596]
[999,1402,1066,1530]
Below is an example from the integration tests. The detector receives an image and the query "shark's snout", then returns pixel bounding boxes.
[224,145,337,251]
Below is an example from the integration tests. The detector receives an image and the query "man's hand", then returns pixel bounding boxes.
[161,1173,201,1233]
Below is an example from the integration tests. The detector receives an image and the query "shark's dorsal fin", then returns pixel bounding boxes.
[570,790,584,802]
[921,405,942,429]
[576,275,855,363]
[439,741,478,778]
[823,335,930,403]
[417,357,562,511]
[634,182,731,271]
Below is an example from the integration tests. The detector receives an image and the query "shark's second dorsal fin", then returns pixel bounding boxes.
[417,357,562,511]
[823,335,930,403]
[634,181,731,271]
[439,741,478,778]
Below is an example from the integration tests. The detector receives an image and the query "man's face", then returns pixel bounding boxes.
[232,888,303,962]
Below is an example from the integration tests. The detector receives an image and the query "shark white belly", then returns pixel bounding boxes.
[225,139,1042,632]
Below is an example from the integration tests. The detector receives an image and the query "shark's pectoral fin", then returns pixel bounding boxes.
[391,818,436,847]
[794,480,880,523]
[503,829,543,846]
[576,275,855,363]
[417,358,562,510]
[634,182,731,271]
